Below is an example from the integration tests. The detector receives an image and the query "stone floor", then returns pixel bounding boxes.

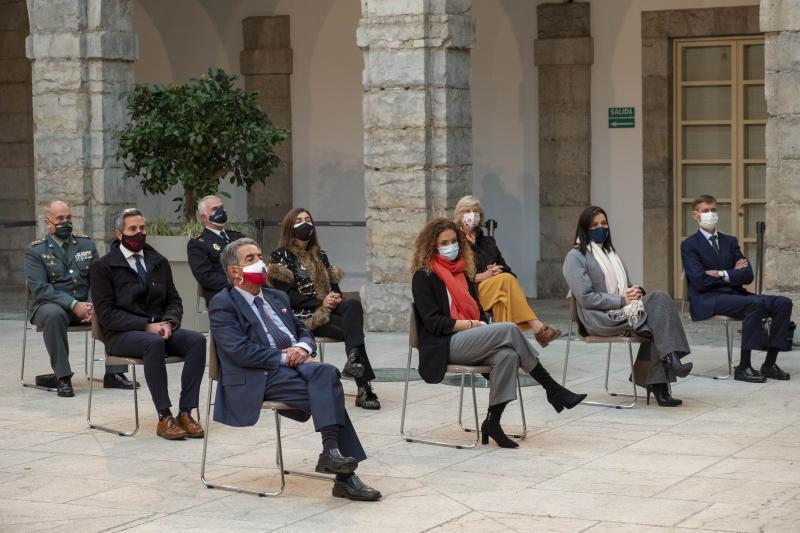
[2,311,800,533]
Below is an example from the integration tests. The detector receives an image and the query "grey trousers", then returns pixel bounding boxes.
[632,291,692,386]
[32,303,126,379]
[449,322,539,406]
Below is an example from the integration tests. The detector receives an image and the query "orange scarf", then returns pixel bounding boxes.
[430,254,480,320]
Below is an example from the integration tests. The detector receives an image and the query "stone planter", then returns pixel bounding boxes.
[147,235,208,332]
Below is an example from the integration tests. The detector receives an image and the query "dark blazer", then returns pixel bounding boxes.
[470,230,514,277]
[90,241,183,345]
[681,230,753,321]
[411,268,488,384]
[187,227,244,304]
[208,286,317,427]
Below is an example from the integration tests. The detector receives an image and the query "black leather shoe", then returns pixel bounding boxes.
[355,384,381,410]
[103,373,140,389]
[57,377,74,397]
[666,352,693,378]
[315,448,358,475]
[760,364,790,380]
[734,366,767,383]
[341,349,365,379]
[332,474,381,501]
[646,383,682,407]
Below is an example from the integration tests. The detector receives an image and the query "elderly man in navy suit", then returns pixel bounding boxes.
[208,238,380,502]
[681,194,793,383]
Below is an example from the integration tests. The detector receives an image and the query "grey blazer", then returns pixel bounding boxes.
[562,247,644,337]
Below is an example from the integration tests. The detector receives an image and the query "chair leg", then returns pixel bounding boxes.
[401,346,479,449]
[561,321,574,386]
[20,322,57,392]
[84,330,89,378]
[581,342,637,409]
[516,374,527,440]
[87,362,139,437]
[459,372,527,439]
[318,342,325,363]
[690,320,734,380]
[200,377,214,488]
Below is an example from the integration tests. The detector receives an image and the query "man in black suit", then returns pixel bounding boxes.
[209,238,380,501]
[91,208,207,440]
[681,195,794,383]
[188,195,244,305]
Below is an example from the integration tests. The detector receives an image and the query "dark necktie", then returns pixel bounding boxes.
[220,231,229,243]
[134,254,147,284]
[253,296,294,349]
[709,234,720,255]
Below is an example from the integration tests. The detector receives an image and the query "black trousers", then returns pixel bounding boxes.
[714,293,793,352]
[108,329,206,413]
[312,299,376,381]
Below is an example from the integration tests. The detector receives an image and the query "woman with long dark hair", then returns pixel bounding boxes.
[562,206,693,406]
[268,208,380,410]
[411,217,586,448]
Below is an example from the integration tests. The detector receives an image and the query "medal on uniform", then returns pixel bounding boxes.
[212,243,221,251]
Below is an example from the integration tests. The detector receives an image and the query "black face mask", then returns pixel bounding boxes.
[51,220,73,240]
[121,232,146,253]
[292,221,314,241]
[209,207,228,225]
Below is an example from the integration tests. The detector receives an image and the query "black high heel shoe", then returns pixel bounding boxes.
[480,414,519,448]
[530,363,587,413]
[646,383,682,407]
[666,352,692,378]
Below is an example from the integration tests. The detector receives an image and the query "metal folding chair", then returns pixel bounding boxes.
[200,336,331,497]
[400,305,527,449]
[561,296,645,409]
[315,336,342,363]
[194,284,208,331]
[21,280,94,391]
[87,315,184,437]
[681,272,738,379]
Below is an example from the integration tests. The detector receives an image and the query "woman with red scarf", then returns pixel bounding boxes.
[410,218,586,448]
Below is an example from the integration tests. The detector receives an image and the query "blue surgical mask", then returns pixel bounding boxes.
[209,207,228,225]
[438,243,459,261]
[587,226,609,244]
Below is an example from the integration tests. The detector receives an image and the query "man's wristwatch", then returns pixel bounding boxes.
[717,270,725,279]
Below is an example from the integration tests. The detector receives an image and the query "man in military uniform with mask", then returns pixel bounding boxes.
[24,200,137,397]
[188,195,244,305]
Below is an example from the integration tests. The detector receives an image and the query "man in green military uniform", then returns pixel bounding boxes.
[24,200,137,397]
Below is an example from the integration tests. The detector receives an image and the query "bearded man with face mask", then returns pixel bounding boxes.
[681,194,794,383]
[24,200,134,397]
[90,208,207,440]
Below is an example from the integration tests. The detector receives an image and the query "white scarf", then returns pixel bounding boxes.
[588,242,644,326]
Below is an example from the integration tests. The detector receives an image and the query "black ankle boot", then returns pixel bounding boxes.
[665,352,693,378]
[480,403,518,448]
[342,348,365,379]
[646,382,682,407]
[529,363,587,413]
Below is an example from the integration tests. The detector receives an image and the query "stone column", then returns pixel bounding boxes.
[761,0,800,320]
[26,0,138,251]
[357,0,475,331]
[0,0,34,293]
[534,2,593,297]
[240,15,293,248]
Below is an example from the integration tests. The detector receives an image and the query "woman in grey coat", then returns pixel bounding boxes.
[562,206,693,406]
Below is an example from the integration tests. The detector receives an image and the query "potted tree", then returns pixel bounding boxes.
[117,68,288,326]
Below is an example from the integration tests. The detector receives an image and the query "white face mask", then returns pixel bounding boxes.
[462,212,480,230]
[699,211,719,229]
[243,260,267,274]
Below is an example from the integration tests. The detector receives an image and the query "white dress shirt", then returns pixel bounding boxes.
[234,287,314,364]
[699,227,730,282]
[119,242,145,272]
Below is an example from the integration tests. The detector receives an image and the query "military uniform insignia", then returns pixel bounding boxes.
[29,238,45,246]
[74,250,93,262]
[212,243,221,251]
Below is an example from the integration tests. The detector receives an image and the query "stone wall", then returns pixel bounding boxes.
[26,0,138,253]
[240,15,293,249]
[761,0,800,320]
[0,0,34,304]
[534,2,593,298]
[641,6,760,294]
[357,0,475,331]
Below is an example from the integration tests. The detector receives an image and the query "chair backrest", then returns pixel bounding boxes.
[408,304,419,349]
[196,283,206,313]
[208,335,220,381]
[681,271,689,317]
[91,313,106,343]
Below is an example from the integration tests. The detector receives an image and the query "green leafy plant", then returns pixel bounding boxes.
[117,68,289,222]
[146,218,254,239]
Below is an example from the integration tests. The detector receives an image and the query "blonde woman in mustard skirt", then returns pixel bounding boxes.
[453,196,561,347]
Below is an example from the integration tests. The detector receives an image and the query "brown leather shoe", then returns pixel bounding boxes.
[534,325,561,348]
[176,412,204,438]
[156,416,188,440]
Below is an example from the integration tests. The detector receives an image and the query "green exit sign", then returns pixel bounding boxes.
[609,107,635,128]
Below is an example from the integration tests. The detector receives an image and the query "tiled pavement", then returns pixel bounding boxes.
[1,304,799,532]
